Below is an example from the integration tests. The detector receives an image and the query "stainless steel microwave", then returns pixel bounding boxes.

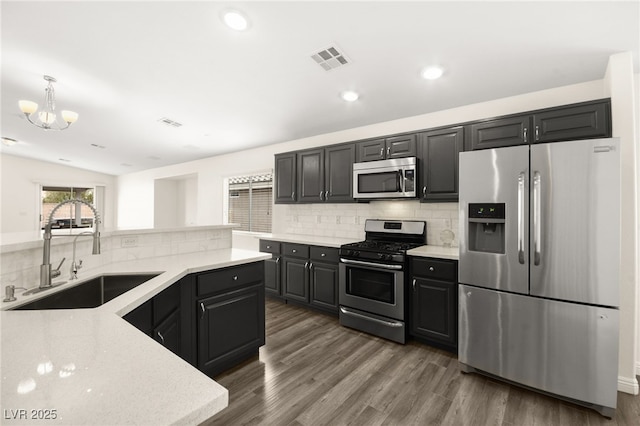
[353,157,417,199]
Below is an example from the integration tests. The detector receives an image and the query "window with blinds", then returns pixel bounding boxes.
[228,173,273,232]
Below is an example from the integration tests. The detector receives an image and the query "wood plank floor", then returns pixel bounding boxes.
[204,299,640,425]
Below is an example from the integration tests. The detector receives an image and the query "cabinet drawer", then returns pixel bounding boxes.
[259,240,281,254]
[197,262,264,296]
[412,258,457,281]
[282,243,309,258]
[310,246,339,263]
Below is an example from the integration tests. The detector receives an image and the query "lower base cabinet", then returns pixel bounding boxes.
[194,262,265,377]
[261,240,339,315]
[124,261,265,378]
[409,257,458,352]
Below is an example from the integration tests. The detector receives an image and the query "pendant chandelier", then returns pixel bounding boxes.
[19,75,78,130]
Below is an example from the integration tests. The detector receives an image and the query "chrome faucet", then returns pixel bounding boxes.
[30,199,101,293]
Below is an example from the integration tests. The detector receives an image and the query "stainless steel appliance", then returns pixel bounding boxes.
[458,138,620,417]
[353,157,417,199]
[339,219,426,343]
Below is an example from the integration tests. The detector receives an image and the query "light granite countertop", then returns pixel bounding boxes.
[406,245,459,260]
[0,248,270,425]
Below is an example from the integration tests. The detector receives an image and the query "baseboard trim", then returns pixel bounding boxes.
[618,375,639,395]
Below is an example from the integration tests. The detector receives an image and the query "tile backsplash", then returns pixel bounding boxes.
[1,227,232,292]
[273,200,459,246]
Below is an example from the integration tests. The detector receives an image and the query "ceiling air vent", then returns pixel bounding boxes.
[158,117,183,128]
[311,45,349,71]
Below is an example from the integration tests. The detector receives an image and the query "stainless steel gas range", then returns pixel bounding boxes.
[338,219,426,343]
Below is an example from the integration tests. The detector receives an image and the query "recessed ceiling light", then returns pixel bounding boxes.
[2,137,18,146]
[222,10,249,31]
[422,66,444,80]
[341,91,359,102]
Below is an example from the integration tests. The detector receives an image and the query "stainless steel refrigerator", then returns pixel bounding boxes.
[458,138,620,417]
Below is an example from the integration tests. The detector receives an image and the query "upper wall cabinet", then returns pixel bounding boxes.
[532,101,611,143]
[356,134,417,162]
[274,153,297,203]
[467,99,611,151]
[418,126,463,202]
[468,115,530,150]
[275,144,355,204]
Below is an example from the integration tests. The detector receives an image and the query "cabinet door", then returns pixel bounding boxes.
[410,277,457,347]
[264,256,281,297]
[197,284,265,376]
[297,149,324,203]
[532,101,611,143]
[357,138,386,162]
[274,153,297,203]
[154,309,180,356]
[309,261,338,312]
[325,144,355,202]
[386,134,417,159]
[282,257,309,303]
[419,127,463,202]
[469,115,530,150]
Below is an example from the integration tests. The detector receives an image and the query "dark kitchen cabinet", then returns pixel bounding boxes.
[123,278,186,359]
[274,153,297,203]
[309,246,339,312]
[532,100,611,143]
[468,115,530,150]
[324,144,355,202]
[297,149,324,203]
[356,134,417,162]
[263,240,339,314]
[410,257,458,352]
[296,144,355,203]
[467,99,611,151]
[195,262,265,377]
[418,126,463,202]
[259,240,282,298]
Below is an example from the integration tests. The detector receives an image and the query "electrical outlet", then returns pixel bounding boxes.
[121,236,138,248]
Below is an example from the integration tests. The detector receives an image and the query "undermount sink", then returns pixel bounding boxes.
[12,274,160,310]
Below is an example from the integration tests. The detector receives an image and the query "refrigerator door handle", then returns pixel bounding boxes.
[533,171,541,265]
[517,172,526,264]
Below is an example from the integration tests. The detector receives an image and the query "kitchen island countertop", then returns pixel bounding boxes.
[407,245,459,260]
[0,248,270,425]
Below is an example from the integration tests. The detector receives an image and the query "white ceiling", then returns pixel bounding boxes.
[1,1,638,176]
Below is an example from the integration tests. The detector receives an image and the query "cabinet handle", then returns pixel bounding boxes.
[325,190,329,200]
[275,257,281,264]
[309,262,313,270]
[157,331,165,345]
[233,275,238,281]
[429,266,435,272]
[319,191,324,201]
[304,261,309,269]
[200,302,206,320]
[523,127,528,143]
[535,125,540,141]
[423,186,427,198]
[379,147,384,156]
[292,249,297,253]
[412,279,416,291]
[266,245,271,249]
[291,192,295,200]
[321,253,326,257]
[387,146,390,156]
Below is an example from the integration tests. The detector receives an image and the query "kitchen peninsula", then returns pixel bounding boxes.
[0,226,270,425]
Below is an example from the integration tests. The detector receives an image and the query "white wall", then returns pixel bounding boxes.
[0,154,116,235]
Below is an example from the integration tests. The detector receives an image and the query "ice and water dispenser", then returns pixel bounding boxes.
[468,203,506,254]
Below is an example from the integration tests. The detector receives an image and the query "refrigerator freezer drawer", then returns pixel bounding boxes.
[459,285,619,411]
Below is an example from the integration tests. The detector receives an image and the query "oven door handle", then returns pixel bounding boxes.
[340,307,403,328]
[340,258,403,270]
